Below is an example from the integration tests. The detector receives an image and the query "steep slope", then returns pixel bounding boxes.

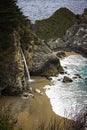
[0,0,62,95]
[32,8,76,40]
[46,9,87,57]
[0,0,27,95]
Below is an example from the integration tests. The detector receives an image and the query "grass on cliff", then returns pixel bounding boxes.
[33,8,76,40]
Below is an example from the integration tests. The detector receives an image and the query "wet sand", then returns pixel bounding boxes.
[0,52,77,130]
[0,77,60,130]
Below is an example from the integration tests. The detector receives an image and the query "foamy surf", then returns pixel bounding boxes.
[44,55,87,120]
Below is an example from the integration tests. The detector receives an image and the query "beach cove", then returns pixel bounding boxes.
[0,52,87,130]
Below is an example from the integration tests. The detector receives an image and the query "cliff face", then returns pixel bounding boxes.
[0,0,62,95]
[0,31,26,95]
[19,25,63,76]
[45,9,87,57]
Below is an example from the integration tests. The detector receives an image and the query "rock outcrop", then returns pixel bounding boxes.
[0,30,27,95]
[63,76,73,83]
[0,0,63,95]
[20,29,63,76]
[45,9,87,57]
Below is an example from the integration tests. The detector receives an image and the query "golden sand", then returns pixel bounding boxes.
[0,52,77,130]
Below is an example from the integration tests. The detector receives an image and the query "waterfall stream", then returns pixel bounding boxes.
[20,47,34,82]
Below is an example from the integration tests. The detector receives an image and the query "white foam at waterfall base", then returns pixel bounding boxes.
[28,79,35,83]
[44,55,87,120]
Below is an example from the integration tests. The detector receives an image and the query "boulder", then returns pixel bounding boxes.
[72,76,78,79]
[75,74,82,78]
[22,92,34,99]
[63,76,73,83]
[46,76,52,80]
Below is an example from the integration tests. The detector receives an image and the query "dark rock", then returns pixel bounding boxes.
[58,79,61,81]
[72,76,78,79]
[64,71,67,74]
[60,71,65,75]
[75,74,82,78]
[63,76,73,83]
[46,76,52,80]
[56,51,66,58]
[64,66,67,69]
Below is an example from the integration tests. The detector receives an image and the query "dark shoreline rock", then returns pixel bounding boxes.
[63,76,73,83]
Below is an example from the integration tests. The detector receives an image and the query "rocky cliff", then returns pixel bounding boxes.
[0,0,62,95]
[45,9,87,57]
[20,25,63,76]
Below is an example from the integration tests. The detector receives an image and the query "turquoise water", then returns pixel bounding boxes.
[45,55,87,119]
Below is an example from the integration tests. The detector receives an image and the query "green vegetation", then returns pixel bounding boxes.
[0,0,31,51]
[33,8,76,40]
[0,0,29,31]
[0,115,14,130]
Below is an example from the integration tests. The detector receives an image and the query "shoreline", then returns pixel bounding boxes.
[0,52,81,130]
[0,76,72,130]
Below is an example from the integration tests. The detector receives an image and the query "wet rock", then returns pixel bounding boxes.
[64,66,67,69]
[60,71,65,75]
[63,76,73,83]
[75,74,82,78]
[72,76,78,79]
[22,92,34,99]
[56,51,66,58]
[46,76,52,80]
[58,79,61,81]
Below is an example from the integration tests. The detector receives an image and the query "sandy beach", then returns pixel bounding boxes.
[0,52,77,130]
[0,77,60,130]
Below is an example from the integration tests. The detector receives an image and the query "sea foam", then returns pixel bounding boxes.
[44,55,87,120]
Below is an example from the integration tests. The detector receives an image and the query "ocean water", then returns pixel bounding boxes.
[44,55,87,120]
[17,0,87,23]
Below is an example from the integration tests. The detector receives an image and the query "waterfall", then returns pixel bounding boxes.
[20,47,34,82]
